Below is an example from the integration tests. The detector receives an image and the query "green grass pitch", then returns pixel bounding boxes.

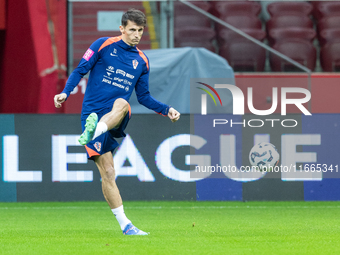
[1,201,340,255]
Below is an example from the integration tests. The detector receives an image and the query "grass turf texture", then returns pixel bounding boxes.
[0,201,340,255]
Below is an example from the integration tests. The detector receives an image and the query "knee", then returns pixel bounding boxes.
[113,98,129,114]
[102,166,116,181]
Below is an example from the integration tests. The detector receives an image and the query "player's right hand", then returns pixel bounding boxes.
[54,93,67,108]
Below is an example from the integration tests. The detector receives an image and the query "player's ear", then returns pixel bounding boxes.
[119,25,125,34]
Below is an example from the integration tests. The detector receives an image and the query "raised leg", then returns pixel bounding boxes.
[100,98,129,130]
[79,98,129,145]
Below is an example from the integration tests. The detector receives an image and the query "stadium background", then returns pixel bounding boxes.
[1,0,340,202]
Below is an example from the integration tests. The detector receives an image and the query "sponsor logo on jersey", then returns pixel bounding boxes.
[94,142,102,152]
[133,59,138,69]
[116,69,126,76]
[126,73,134,79]
[83,48,94,61]
[112,82,125,89]
[106,66,114,72]
[123,80,132,86]
[103,78,126,90]
[102,78,112,84]
[114,77,124,82]
[104,73,113,80]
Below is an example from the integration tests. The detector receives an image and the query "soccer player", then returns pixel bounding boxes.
[53,9,180,235]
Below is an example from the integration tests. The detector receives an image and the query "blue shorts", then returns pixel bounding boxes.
[82,105,131,160]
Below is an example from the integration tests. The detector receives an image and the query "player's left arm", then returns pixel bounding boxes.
[135,69,180,122]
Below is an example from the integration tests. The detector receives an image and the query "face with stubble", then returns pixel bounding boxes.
[120,20,144,47]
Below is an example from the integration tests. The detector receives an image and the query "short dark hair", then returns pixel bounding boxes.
[121,9,147,27]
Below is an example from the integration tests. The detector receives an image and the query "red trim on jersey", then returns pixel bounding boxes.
[136,47,149,70]
[98,36,122,52]
[156,111,167,117]
[128,103,131,118]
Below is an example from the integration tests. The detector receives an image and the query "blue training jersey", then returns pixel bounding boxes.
[62,36,170,119]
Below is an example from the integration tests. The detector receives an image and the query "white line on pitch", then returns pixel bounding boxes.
[1,205,340,210]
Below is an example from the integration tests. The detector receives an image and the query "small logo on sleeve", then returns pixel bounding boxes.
[133,60,139,69]
[83,49,94,61]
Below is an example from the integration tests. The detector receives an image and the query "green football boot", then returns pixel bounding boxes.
[78,113,98,145]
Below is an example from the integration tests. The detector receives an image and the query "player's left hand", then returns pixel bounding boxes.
[168,107,180,123]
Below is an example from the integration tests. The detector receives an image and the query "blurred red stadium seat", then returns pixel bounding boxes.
[311,1,323,9]
[175,26,215,42]
[176,41,215,52]
[266,15,314,33]
[267,2,313,17]
[174,15,211,29]
[319,28,340,46]
[219,40,266,72]
[216,15,262,32]
[217,28,266,45]
[320,42,340,71]
[268,27,316,46]
[317,15,340,34]
[212,1,261,18]
[270,39,316,71]
[175,27,216,52]
[174,1,211,16]
[314,1,340,20]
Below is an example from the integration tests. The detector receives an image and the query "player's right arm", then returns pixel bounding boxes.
[53,37,108,108]
[54,93,67,108]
